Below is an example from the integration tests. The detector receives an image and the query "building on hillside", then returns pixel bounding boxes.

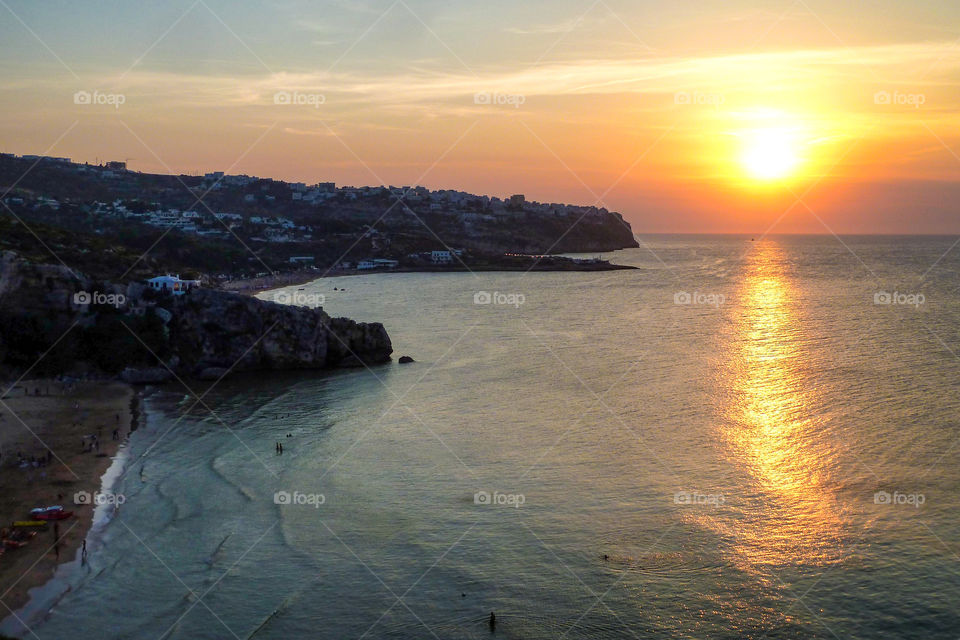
[431,250,453,264]
[146,274,201,295]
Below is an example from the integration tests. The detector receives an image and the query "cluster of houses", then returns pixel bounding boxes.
[2,153,620,224]
[334,249,461,272]
[195,164,615,222]
[84,201,314,242]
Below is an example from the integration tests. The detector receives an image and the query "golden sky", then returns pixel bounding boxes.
[1,0,959,232]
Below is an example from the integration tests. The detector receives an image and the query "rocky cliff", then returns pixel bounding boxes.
[167,288,392,374]
[0,251,392,380]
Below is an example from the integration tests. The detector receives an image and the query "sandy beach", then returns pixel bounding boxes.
[0,380,135,618]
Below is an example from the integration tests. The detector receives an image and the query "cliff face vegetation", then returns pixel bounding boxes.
[0,252,392,380]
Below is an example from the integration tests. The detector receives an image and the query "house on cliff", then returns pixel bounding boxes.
[147,274,200,295]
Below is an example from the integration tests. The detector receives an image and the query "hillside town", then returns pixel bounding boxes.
[0,152,638,280]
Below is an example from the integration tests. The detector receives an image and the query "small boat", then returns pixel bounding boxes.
[30,506,74,520]
[36,510,73,520]
[3,529,36,548]
[13,521,48,528]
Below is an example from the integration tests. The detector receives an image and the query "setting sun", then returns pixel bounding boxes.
[741,128,799,180]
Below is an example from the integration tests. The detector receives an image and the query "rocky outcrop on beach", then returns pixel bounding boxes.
[0,251,392,380]
[167,288,392,372]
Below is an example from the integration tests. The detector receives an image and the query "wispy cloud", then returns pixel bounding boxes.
[5,40,960,120]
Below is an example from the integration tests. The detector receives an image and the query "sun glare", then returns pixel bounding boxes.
[741,127,799,181]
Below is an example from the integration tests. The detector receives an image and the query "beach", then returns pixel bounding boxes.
[0,380,135,616]
[220,261,634,296]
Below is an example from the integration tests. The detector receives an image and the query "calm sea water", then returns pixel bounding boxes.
[6,235,960,639]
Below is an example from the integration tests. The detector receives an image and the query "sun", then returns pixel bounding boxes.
[740,127,799,180]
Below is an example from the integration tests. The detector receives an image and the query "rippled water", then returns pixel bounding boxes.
[7,235,960,639]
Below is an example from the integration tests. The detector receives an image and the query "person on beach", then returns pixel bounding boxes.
[489,611,496,631]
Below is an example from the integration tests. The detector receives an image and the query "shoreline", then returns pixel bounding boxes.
[222,262,637,296]
[0,380,137,624]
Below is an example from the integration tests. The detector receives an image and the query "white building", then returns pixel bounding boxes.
[431,250,453,264]
[146,275,201,295]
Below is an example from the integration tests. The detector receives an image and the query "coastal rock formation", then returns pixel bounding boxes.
[0,251,392,379]
[168,289,392,373]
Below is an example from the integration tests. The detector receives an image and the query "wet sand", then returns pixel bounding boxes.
[0,380,135,617]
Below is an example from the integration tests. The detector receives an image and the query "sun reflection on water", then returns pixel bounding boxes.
[719,241,847,570]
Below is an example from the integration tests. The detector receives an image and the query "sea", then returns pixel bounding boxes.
[4,235,960,639]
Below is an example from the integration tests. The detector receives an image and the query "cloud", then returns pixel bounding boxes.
[5,40,960,120]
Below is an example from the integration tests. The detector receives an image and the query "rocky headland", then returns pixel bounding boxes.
[0,251,392,382]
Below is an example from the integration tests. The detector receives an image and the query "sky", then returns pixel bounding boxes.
[1,0,959,233]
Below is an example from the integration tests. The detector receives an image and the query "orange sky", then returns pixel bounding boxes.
[1,0,959,233]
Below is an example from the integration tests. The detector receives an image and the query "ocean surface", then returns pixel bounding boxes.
[5,235,960,639]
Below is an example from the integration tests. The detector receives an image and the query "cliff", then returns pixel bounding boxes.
[0,252,392,380]
[167,288,392,373]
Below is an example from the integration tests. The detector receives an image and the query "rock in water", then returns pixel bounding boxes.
[398,356,415,364]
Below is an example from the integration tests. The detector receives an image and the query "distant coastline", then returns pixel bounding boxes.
[0,152,639,284]
[223,258,637,295]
